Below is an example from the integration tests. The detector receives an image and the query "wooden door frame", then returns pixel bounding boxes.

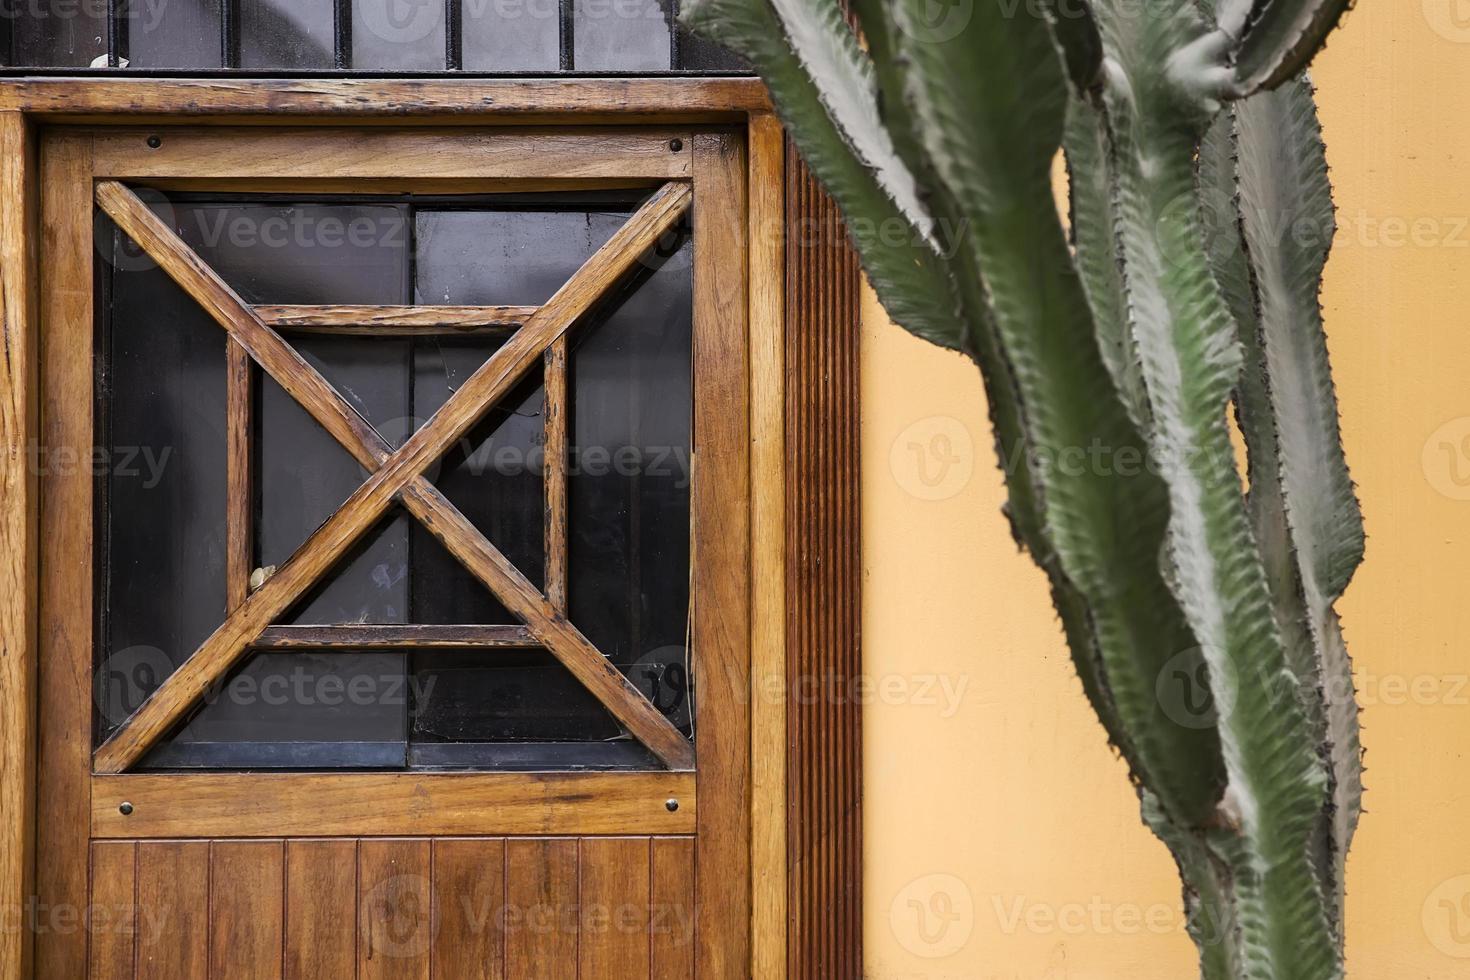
[0,77,863,980]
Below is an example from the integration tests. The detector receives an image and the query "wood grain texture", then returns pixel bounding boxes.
[225,341,252,612]
[784,143,864,980]
[284,840,358,980]
[542,337,568,615]
[691,132,752,980]
[0,78,770,119]
[649,837,696,980]
[255,304,537,334]
[92,773,696,838]
[0,109,38,980]
[135,841,209,979]
[746,110,788,980]
[253,624,538,650]
[504,839,578,979]
[358,839,432,980]
[208,840,284,980]
[91,181,695,773]
[35,130,95,980]
[91,128,692,181]
[578,837,651,978]
[87,841,137,980]
[430,839,506,980]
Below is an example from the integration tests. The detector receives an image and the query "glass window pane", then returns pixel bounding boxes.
[676,24,746,71]
[461,0,559,71]
[573,0,671,71]
[415,207,625,306]
[568,230,693,731]
[11,0,107,67]
[352,0,446,70]
[241,0,336,69]
[125,0,222,69]
[95,219,228,745]
[144,652,409,769]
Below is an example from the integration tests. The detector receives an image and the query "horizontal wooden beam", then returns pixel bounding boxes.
[254,624,538,649]
[255,304,536,334]
[92,772,696,838]
[0,77,770,121]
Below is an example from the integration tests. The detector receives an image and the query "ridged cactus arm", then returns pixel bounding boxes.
[1091,0,1340,972]
[1232,0,1356,94]
[1231,76,1366,918]
[885,0,1226,828]
[679,0,971,354]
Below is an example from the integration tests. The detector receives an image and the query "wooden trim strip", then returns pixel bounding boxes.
[543,336,569,613]
[91,181,695,774]
[0,109,39,980]
[90,127,694,180]
[785,143,864,980]
[255,304,537,334]
[91,772,697,838]
[747,111,787,980]
[253,624,538,649]
[225,340,253,611]
[0,77,771,118]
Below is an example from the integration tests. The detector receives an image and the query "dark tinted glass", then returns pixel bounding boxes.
[10,0,107,67]
[95,219,229,745]
[240,0,336,69]
[352,0,446,70]
[124,0,222,69]
[568,230,693,732]
[460,0,559,71]
[676,24,746,71]
[573,0,671,71]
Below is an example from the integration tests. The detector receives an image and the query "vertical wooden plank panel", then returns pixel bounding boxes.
[358,838,431,980]
[648,837,695,980]
[784,142,864,980]
[430,838,505,980]
[691,131,752,980]
[578,837,650,979]
[135,841,209,980]
[284,839,358,980]
[0,109,38,980]
[746,110,787,980]
[35,130,96,980]
[225,340,254,610]
[209,840,284,980]
[503,838,578,979]
[543,337,568,613]
[88,841,136,980]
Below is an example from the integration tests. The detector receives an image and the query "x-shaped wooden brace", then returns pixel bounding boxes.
[93,179,697,773]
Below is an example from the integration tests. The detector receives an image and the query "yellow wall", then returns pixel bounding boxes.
[861,3,1470,977]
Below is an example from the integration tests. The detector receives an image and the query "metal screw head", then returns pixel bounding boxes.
[118,802,133,815]
[669,138,684,153]
[146,135,162,149]
[665,798,679,812]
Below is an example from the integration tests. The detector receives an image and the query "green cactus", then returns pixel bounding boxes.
[683,0,1365,976]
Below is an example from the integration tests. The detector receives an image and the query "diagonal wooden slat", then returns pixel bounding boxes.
[92,180,696,772]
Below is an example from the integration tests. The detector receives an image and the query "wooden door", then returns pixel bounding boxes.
[34,126,750,979]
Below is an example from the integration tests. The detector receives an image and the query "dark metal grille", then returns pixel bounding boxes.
[1,0,749,73]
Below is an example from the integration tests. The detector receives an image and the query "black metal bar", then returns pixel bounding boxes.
[668,0,680,71]
[334,0,352,69]
[108,0,121,68]
[558,0,573,71]
[222,0,240,69]
[445,0,462,70]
